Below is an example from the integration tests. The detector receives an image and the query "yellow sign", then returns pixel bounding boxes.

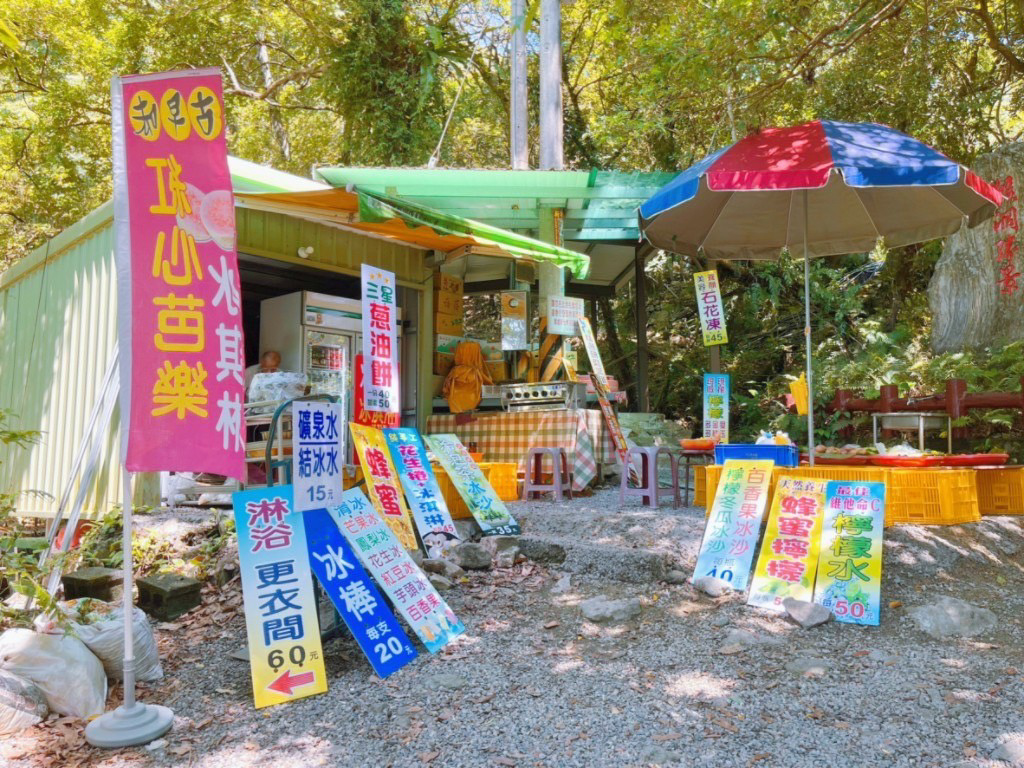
[746,478,826,611]
[813,481,886,625]
[349,423,418,551]
[232,486,327,709]
[694,270,728,346]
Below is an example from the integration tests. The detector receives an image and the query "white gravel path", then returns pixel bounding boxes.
[5,489,1024,768]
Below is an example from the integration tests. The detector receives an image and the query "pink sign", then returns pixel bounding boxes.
[112,68,245,477]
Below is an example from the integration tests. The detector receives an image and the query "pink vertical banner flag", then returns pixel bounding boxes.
[112,68,245,478]
[361,264,399,415]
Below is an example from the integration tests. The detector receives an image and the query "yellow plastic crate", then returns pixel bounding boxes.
[431,462,472,520]
[693,465,707,507]
[886,468,980,526]
[484,462,520,502]
[702,464,980,527]
[975,467,1024,516]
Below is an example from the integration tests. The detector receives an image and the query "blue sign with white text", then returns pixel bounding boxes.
[303,507,417,678]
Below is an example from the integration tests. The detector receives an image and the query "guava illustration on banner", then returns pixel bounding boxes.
[303,508,417,678]
[424,434,520,536]
[747,478,826,612]
[691,460,774,591]
[813,481,885,626]
[330,489,465,652]
[384,428,461,558]
[349,423,418,551]
[233,486,327,709]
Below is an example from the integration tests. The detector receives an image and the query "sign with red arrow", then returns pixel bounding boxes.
[267,669,316,696]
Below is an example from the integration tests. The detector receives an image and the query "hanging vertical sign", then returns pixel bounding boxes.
[349,423,418,551]
[292,400,344,512]
[501,291,529,351]
[576,318,637,484]
[546,296,585,336]
[331,489,465,652]
[233,486,327,708]
[694,270,728,346]
[384,428,461,558]
[303,508,418,678]
[691,460,773,591]
[112,68,245,478]
[354,354,401,428]
[424,434,520,536]
[813,481,885,626]
[361,264,399,414]
[746,478,826,611]
[702,373,730,443]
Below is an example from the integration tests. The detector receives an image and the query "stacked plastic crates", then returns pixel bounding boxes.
[701,464,981,526]
[975,468,1024,516]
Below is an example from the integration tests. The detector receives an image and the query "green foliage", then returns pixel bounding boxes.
[0,410,59,628]
[77,505,172,576]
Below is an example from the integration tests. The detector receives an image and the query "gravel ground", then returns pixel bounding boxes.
[5,489,1024,768]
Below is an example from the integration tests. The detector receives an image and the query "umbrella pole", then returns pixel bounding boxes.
[803,189,815,467]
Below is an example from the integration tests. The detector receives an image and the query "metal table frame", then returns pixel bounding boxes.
[871,411,952,453]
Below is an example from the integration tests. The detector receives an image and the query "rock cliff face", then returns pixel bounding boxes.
[929,143,1024,352]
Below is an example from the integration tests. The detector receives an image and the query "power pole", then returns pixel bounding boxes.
[510,0,528,170]
[538,0,563,171]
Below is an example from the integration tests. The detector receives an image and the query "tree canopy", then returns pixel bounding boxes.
[2,0,1023,448]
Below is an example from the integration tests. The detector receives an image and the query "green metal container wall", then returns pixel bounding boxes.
[0,210,128,518]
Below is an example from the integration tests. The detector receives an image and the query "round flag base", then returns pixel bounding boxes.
[85,702,174,748]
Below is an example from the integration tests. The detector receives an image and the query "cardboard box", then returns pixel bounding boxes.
[433,290,463,318]
[435,312,464,337]
[434,352,455,377]
[485,361,508,383]
[435,273,463,296]
[431,375,446,397]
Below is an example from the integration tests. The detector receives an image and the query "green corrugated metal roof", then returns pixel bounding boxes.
[357,189,590,279]
[314,167,676,243]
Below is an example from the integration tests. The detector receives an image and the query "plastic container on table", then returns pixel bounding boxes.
[800,454,872,466]
[975,467,1024,515]
[714,443,799,467]
[868,455,945,468]
[938,453,1009,467]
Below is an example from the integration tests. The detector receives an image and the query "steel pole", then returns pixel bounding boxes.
[803,190,815,466]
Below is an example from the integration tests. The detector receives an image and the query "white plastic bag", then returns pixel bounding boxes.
[0,628,107,718]
[0,669,48,735]
[53,599,163,682]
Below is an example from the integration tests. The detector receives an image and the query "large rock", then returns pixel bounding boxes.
[782,598,832,629]
[693,576,732,597]
[451,542,492,570]
[785,657,830,678]
[992,737,1024,766]
[518,536,567,564]
[580,595,642,623]
[929,143,1024,352]
[909,596,997,639]
[421,558,464,579]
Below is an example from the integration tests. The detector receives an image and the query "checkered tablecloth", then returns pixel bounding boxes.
[425,409,615,491]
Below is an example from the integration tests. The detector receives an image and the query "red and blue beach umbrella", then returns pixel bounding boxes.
[640,119,1001,260]
[639,120,1002,462]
